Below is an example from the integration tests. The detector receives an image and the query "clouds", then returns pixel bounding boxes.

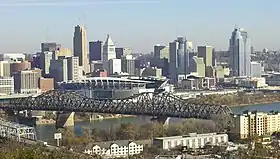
[0,0,159,7]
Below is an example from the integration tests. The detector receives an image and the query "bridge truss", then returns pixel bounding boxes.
[0,90,233,122]
[0,118,37,141]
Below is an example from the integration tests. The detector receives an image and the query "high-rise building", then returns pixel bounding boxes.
[108,59,121,75]
[0,77,14,95]
[41,43,61,54]
[40,51,53,76]
[229,28,251,76]
[89,41,103,61]
[154,45,169,61]
[189,56,205,77]
[0,53,26,62]
[198,45,213,67]
[121,55,135,75]
[233,111,280,139]
[50,57,68,82]
[55,47,72,58]
[250,61,261,78]
[169,41,179,84]
[73,25,89,73]
[10,61,31,74]
[14,69,41,94]
[103,35,116,71]
[39,78,54,92]
[177,37,189,76]
[0,61,11,77]
[116,47,132,59]
[90,61,103,72]
[67,56,80,81]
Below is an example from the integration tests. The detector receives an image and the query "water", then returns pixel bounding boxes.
[36,102,280,141]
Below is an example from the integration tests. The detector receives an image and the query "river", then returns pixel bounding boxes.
[35,102,280,142]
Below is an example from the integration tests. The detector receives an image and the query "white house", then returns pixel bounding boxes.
[84,140,151,158]
[153,133,228,150]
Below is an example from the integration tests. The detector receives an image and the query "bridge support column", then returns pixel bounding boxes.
[152,117,170,126]
[56,112,75,128]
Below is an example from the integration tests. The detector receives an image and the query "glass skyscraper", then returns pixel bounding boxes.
[229,28,251,76]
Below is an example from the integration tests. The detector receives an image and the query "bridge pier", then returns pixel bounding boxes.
[56,112,75,128]
[151,117,170,126]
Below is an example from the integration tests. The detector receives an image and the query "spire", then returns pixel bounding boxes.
[104,34,114,46]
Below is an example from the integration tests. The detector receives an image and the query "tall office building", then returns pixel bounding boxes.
[40,51,53,76]
[154,45,169,61]
[67,56,80,81]
[14,69,41,94]
[116,47,132,59]
[103,34,116,71]
[0,61,11,77]
[177,37,188,76]
[0,77,14,95]
[108,59,121,75]
[41,43,61,54]
[73,25,89,74]
[229,27,251,76]
[55,47,72,58]
[50,57,68,82]
[198,46,213,67]
[121,55,135,75]
[169,41,179,84]
[89,41,103,61]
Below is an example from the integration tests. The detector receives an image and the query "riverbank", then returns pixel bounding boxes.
[190,93,280,107]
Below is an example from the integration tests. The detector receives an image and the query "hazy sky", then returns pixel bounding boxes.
[0,0,279,53]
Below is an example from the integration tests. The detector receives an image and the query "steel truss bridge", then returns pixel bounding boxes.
[0,118,37,141]
[0,90,233,122]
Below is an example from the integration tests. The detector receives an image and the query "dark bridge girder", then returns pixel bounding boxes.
[0,90,233,121]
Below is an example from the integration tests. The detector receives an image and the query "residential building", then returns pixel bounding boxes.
[103,34,116,71]
[153,133,228,150]
[229,27,251,76]
[89,41,103,61]
[38,78,54,92]
[40,51,53,75]
[84,140,151,158]
[116,47,132,59]
[0,77,14,95]
[73,25,89,73]
[189,56,205,77]
[14,70,41,94]
[198,45,213,67]
[0,61,11,77]
[121,55,135,75]
[108,59,121,75]
[232,111,280,139]
[250,61,262,77]
[67,56,79,81]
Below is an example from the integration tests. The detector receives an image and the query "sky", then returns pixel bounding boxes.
[0,0,279,54]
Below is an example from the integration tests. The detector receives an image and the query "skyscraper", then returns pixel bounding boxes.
[198,45,213,67]
[89,41,103,61]
[229,28,251,76]
[177,37,189,76]
[73,25,89,74]
[116,47,132,59]
[169,41,178,84]
[103,34,116,71]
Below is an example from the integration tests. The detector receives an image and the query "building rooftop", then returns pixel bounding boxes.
[154,133,226,140]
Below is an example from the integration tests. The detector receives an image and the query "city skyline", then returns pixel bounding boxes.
[0,0,279,53]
